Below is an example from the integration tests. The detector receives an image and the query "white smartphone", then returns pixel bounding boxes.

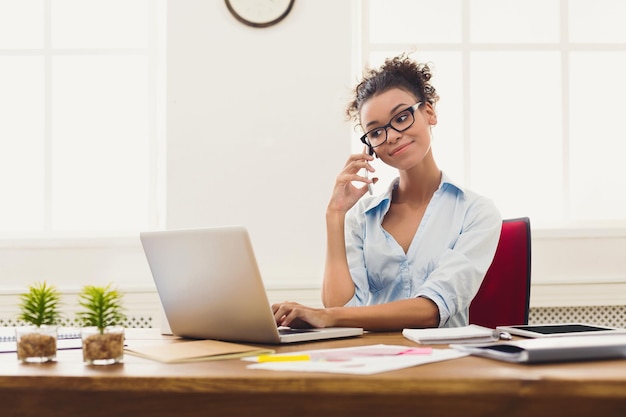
[363,146,374,195]
[364,168,374,195]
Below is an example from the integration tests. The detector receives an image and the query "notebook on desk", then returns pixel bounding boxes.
[140,226,363,344]
[451,334,626,363]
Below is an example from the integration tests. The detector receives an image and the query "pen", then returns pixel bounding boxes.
[257,354,311,363]
[498,331,513,341]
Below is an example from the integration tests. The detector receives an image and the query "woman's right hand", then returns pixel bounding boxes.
[327,152,376,214]
[272,301,336,328]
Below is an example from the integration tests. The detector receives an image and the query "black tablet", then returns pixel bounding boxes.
[496,323,626,338]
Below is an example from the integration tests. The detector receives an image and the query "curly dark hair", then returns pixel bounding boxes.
[346,54,440,124]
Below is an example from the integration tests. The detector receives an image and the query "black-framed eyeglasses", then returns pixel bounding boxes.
[359,102,423,149]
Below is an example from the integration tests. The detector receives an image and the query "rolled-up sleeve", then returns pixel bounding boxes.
[415,195,501,327]
[344,209,370,307]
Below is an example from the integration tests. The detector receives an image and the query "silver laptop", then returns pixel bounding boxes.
[140,226,363,344]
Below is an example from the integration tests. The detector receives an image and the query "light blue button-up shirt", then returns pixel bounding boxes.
[343,172,501,328]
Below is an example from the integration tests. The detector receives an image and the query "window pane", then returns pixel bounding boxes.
[51,56,150,232]
[470,52,562,224]
[369,0,462,44]
[470,0,560,43]
[0,0,44,49]
[0,57,45,231]
[51,0,149,49]
[569,0,626,43]
[570,52,626,220]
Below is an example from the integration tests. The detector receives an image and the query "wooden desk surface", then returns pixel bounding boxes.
[1,328,626,417]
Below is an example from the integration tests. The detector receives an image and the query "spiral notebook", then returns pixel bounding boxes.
[0,326,81,342]
[0,327,83,353]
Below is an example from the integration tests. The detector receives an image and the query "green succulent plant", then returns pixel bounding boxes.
[18,281,62,327]
[77,284,126,334]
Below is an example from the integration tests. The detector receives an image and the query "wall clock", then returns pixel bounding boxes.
[225,0,295,28]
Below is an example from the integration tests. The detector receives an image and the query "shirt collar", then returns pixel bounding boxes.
[361,171,466,214]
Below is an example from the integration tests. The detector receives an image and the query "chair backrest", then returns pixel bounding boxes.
[469,217,531,329]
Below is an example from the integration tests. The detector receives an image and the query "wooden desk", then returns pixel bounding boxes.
[1,329,626,417]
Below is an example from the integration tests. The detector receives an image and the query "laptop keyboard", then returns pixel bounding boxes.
[278,328,319,335]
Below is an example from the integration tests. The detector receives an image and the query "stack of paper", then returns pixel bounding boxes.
[403,325,500,344]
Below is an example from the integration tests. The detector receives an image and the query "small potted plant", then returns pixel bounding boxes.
[77,283,126,365]
[16,281,61,363]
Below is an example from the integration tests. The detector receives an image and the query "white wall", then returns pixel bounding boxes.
[166,0,354,288]
[1,0,626,322]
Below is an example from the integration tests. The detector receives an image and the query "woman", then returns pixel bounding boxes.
[273,54,501,331]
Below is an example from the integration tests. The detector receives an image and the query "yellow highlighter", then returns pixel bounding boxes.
[257,354,311,363]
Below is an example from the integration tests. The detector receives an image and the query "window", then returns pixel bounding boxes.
[0,0,164,236]
[359,0,626,229]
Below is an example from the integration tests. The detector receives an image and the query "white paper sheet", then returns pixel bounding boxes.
[244,344,468,375]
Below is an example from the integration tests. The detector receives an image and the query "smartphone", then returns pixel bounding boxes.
[364,169,374,195]
[363,147,374,195]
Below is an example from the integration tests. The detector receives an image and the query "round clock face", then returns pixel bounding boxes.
[225,0,295,28]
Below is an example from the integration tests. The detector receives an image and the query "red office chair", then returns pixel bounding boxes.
[469,217,531,329]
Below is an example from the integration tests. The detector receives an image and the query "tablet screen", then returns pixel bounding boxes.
[496,323,626,338]
[511,324,612,335]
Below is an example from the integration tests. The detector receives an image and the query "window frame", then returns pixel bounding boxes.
[358,0,626,238]
[0,0,166,242]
